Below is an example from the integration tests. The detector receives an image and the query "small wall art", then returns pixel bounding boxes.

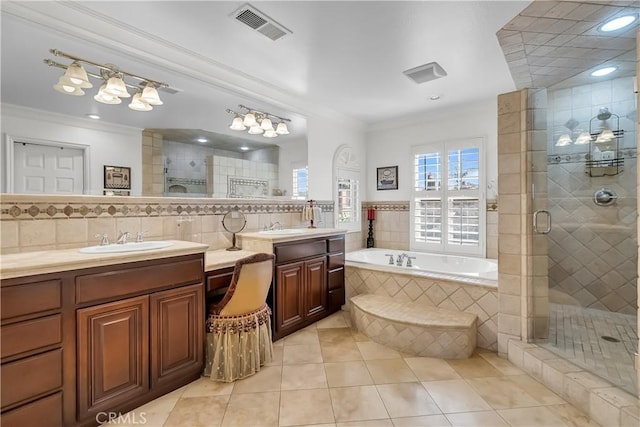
[104,165,131,190]
[376,166,398,190]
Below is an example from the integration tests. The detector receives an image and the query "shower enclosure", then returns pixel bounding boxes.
[533,76,638,395]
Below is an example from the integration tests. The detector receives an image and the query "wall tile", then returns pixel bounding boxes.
[56,218,88,244]
[19,220,56,246]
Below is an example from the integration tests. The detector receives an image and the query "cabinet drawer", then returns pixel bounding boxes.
[206,267,234,294]
[328,288,345,310]
[327,236,345,253]
[1,280,61,321]
[275,240,326,264]
[1,315,62,359]
[1,349,62,409]
[328,268,344,290]
[327,253,344,270]
[76,257,203,304]
[0,392,62,427]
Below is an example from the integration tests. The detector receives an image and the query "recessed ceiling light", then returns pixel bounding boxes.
[86,114,100,120]
[196,138,207,143]
[240,146,249,151]
[600,14,637,32]
[429,95,441,101]
[591,66,617,77]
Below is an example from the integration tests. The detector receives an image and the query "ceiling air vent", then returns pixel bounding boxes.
[403,62,447,84]
[231,4,292,41]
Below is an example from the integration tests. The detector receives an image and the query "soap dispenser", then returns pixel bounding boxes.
[592,146,602,162]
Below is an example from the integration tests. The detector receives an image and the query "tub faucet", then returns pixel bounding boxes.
[396,253,408,266]
[385,254,394,265]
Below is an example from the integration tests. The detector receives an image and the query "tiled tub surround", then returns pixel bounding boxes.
[361,201,499,259]
[351,293,478,359]
[345,261,498,351]
[0,194,334,254]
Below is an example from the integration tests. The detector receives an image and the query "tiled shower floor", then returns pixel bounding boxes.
[541,303,638,395]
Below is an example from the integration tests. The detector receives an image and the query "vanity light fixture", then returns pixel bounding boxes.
[44,49,170,112]
[600,14,637,32]
[226,105,291,138]
[591,66,617,77]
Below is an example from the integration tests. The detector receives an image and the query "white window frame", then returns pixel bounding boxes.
[292,163,308,200]
[333,145,361,232]
[410,138,486,257]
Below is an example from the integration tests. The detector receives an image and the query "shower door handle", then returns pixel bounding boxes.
[533,210,551,234]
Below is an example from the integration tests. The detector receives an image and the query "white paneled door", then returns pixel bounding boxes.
[14,142,84,194]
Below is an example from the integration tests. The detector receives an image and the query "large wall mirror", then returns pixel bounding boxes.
[0,5,308,199]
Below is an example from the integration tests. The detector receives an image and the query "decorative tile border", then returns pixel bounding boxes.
[547,148,637,165]
[362,200,499,212]
[0,195,334,221]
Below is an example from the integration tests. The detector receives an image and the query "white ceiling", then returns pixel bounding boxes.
[3,0,634,144]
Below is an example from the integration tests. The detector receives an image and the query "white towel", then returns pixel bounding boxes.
[312,207,322,223]
[302,206,313,221]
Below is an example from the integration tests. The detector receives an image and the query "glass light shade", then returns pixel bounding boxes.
[263,129,278,138]
[140,85,163,105]
[62,63,93,88]
[574,132,591,145]
[94,83,122,104]
[53,79,84,96]
[248,124,264,135]
[229,116,247,131]
[555,134,572,146]
[243,112,257,127]
[104,76,131,98]
[260,117,273,130]
[276,122,290,135]
[128,92,153,111]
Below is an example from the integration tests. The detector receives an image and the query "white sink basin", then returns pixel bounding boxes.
[258,229,306,235]
[79,241,174,254]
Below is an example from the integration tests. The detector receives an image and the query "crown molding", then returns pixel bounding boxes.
[2,1,365,131]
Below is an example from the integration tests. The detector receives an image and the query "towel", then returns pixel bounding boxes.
[312,207,322,223]
[302,206,313,221]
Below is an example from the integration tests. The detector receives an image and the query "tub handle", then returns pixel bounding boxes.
[406,256,416,267]
[533,209,551,234]
[384,254,394,265]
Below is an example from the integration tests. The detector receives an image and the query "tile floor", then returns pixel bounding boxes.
[542,303,638,395]
[116,311,600,427]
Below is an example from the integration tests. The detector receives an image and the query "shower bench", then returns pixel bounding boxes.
[350,294,477,359]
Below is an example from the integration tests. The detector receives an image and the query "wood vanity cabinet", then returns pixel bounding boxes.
[272,234,345,340]
[0,253,204,427]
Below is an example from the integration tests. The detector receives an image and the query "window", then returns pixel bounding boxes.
[411,139,485,256]
[333,145,360,232]
[292,166,308,199]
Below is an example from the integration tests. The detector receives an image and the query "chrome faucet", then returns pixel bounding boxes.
[406,256,416,268]
[264,221,282,231]
[385,254,394,265]
[136,231,147,242]
[116,231,130,244]
[94,233,110,246]
[396,253,407,266]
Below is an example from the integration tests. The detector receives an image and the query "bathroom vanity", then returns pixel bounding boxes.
[0,241,208,427]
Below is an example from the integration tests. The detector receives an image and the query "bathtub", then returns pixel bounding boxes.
[345,248,498,285]
[344,248,498,350]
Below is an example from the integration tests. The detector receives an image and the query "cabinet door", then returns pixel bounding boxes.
[304,257,327,319]
[275,262,305,335]
[150,284,204,388]
[77,295,149,420]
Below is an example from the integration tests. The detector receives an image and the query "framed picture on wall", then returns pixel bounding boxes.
[104,165,131,190]
[376,166,398,190]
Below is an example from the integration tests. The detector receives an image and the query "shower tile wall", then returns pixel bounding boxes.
[210,156,278,198]
[547,77,637,314]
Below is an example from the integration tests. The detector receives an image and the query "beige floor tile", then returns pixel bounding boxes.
[118,394,179,427]
[392,414,452,426]
[319,327,358,344]
[325,361,374,388]
[337,420,393,426]
[322,341,364,362]
[231,365,282,394]
[497,406,570,426]
[351,329,371,342]
[264,344,284,366]
[376,382,441,418]
[182,376,234,397]
[284,327,320,346]
[164,395,230,427]
[366,359,418,384]
[404,357,463,381]
[444,410,508,426]
[357,341,402,360]
[281,363,328,390]
[283,343,324,364]
[544,404,601,427]
[317,312,350,329]
[222,391,280,426]
[330,385,390,422]
[445,355,503,378]
[477,352,524,375]
[465,375,564,410]
[279,388,335,426]
[421,380,492,413]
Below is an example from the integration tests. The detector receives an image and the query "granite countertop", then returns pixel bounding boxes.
[0,240,209,280]
[205,249,258,271]
[237,228,346,243]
